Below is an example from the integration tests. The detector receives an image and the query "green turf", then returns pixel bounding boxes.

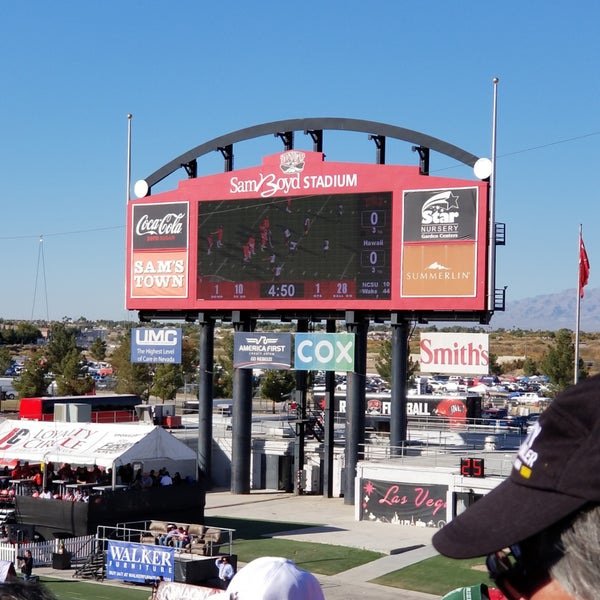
[233,538,383,576]
[35,577,150,600]
[204,515,318,539]
[370,554,491,596]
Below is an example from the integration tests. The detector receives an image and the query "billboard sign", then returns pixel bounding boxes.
[131,328,182,364]
[106,541,174,582]
[294,333,355,371]
[360,479,447,527]
[130,202,189,299]
[233,332,292,369]
[126,151,489,313]
[419,332,489,374]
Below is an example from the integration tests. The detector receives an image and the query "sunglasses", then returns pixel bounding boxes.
[486,544,550,600]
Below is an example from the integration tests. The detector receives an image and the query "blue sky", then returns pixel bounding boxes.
[1,1,599,322]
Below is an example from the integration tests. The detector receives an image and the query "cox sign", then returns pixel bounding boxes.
[294,333,355,371]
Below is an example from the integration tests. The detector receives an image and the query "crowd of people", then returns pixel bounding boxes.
[0,461,189,503]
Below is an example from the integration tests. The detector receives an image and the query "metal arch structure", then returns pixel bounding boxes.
[139,117,481,193]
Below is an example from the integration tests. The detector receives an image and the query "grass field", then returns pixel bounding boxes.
[26,514,490,599]
[205,514,491,595]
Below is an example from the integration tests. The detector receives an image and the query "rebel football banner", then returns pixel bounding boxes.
[106,541,174,582]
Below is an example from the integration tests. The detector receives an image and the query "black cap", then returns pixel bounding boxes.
[433,374,600,559]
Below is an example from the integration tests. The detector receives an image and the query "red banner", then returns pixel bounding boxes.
[579,234,590,298]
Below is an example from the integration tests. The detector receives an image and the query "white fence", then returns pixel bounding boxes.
[0,535,96,567]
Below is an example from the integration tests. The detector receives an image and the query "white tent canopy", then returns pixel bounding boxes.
[0,420,197,479]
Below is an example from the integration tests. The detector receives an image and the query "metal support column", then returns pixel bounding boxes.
[390,315,409,453]
[231,311,254,494]
[323,318,336,498]
[197,313,215,488]
[344,311,368,505]
[294,318,309,495]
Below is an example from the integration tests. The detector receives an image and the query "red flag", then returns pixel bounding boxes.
[579,234,590,298]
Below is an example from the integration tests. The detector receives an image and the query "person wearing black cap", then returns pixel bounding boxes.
[433,374,600,600]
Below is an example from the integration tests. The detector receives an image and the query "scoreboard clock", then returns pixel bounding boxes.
[460,457,485,478]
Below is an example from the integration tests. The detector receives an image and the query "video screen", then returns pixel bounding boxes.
[197,192,392,302]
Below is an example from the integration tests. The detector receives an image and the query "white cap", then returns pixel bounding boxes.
[225,557,325,600]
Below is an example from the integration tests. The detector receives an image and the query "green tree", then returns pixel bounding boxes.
[0,347,12,376]
[13,349,48,398]
[181,336,199,383]
[214,331,234,398]
[539,328,586,390]
[375,338,418,384]
[523,357,538,377]
[44,323,93,395]
[488,352,503,376]
[151,363,184,402]
[111,334,152,400]
[260,370,295,412]
[3,322,41,345]
[44,323,77,372]
[89,338,107,362]
[55,348,94,396]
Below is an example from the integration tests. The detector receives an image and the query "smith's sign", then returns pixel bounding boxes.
[419,332,489,374]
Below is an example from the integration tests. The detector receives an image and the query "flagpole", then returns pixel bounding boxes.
[487,77,499,312]
[574,224,583,384]
[126,113,133,203]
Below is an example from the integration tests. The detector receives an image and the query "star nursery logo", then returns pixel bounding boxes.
[421,190,460,225]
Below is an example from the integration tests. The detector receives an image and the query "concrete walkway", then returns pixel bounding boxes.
[204,489,441,599]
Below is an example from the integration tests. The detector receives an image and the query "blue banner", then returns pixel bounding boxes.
[106,541,175,583]
[294,333,355,371]
[131,328,182,364]
[234,332,292,369]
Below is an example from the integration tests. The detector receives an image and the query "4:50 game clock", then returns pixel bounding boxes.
[460,457,485,478]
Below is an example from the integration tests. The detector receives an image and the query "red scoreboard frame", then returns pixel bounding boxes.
[126,150,490,314]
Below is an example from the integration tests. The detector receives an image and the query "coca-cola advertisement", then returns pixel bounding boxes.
[361,479,447,528]
[132,202,188,250]
[130,202,189,299]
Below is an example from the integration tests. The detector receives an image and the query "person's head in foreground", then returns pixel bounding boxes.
[0,581,56,600]
[433,373,600,600]
[223,556,324,600]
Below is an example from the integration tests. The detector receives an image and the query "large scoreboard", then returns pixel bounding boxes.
[126,150,490,315]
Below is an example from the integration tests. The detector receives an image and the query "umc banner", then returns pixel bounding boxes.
[106,541,174,582]
[131,327,182,364]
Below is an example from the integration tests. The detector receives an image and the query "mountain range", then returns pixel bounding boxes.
[488,287,600,332]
